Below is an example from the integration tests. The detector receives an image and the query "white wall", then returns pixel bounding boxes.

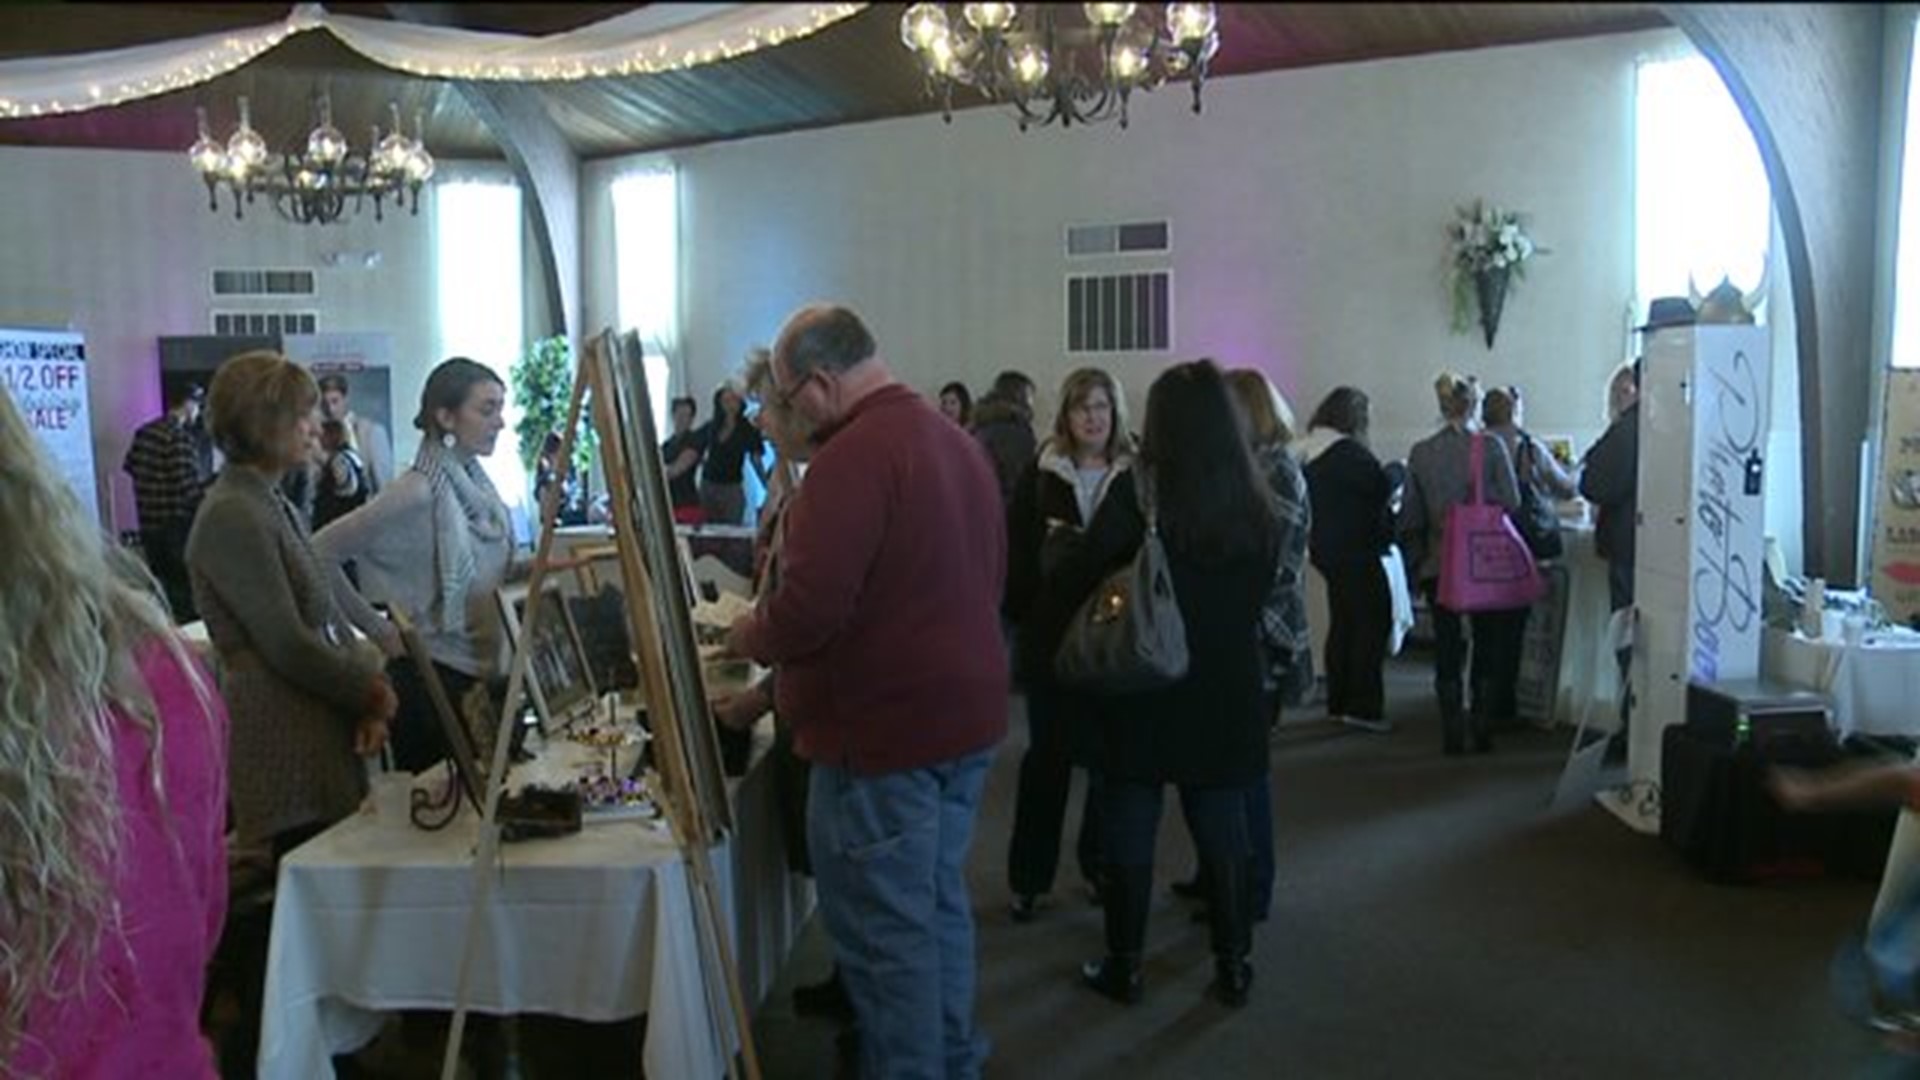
[584,29,1715,469]
[0,145,445,530]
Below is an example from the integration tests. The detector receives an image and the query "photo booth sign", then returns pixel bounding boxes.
[1684,325,1770,685]
[1,328,97,523]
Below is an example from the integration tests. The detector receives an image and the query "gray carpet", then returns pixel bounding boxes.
[754,658,1916,1079]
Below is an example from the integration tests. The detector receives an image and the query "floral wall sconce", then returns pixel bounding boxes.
[1447,200,1543,348]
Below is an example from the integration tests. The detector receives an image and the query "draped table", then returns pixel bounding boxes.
[1760,624,1920,740]
[257,722,811,1079]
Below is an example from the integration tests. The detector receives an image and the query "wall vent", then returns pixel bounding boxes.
[210,268,317,297]
[1066,271,1171,354]
[1065,220,1171,257]
[211,311,319,336]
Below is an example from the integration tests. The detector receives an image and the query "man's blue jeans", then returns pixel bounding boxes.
[808,749,994,1080]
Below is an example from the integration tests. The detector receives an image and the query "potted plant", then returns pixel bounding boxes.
[509,335,596,524]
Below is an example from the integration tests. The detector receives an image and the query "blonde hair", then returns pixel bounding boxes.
[743,346,814,461]
[207,350,319,465]
[1225,368,1297,448]
[1051,367,1136,460]
[1434,371,1478,422]
[0,387,209,1057]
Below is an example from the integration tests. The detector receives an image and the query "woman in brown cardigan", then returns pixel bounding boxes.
[186,351,397,858]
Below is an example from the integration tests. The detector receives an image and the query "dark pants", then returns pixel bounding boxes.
[770,720,814,877]
[386,655,478,774]
[1479,606,1531,728]
[1179,776,1276,919]
[141,520,196,623]
[1007,685,1104,898]
[1609,559,1635,735]
[1425,586,1526,751]
[1321,558,1391,721]
[1104,779,1254,960]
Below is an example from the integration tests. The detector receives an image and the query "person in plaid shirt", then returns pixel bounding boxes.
[123,382,208,621]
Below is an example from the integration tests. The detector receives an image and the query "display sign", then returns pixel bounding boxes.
[1871,368,1920,623]
[1685,325,1770,684]
[0,328,97,523]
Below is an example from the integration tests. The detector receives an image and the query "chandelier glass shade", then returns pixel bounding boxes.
[188,94,435,224]
[899,3,1220,130]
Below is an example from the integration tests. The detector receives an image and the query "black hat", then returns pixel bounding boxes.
[1636,297,1697,333]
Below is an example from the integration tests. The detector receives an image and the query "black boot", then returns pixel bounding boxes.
[1202,856,1254,1008]
[1081,863,1151,1005]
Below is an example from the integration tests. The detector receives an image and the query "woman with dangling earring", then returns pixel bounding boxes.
[315,357,517,773]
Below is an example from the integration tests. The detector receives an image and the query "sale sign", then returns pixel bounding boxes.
[0,329,97,524]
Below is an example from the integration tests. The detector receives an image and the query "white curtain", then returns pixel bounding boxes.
[0,2,865,119]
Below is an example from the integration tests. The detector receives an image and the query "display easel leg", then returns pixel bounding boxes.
[441,359,595,1080]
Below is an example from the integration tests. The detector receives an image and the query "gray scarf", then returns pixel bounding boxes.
[412,438,509,635]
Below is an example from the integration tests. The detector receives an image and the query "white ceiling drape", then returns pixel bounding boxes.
[0,2,867,120]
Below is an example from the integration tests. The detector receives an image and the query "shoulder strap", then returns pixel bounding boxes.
[1468,433,1485,506]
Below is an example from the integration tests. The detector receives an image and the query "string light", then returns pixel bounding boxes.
[0,4,865,118]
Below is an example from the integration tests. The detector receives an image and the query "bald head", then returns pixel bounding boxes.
[775,304,877,379]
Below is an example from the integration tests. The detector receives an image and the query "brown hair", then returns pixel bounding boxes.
[207,350,318,465]
[414,357,504,437]
[1481,385,1519,429]
[1225,369,1297,448]
[1050,367,1135,460]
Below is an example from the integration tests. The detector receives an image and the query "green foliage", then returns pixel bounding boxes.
[508,335,596,475]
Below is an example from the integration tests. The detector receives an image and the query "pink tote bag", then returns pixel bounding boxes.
[1436,434,1546,613]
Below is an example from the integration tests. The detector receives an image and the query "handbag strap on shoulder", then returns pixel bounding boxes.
[1135,467,1159,534]
[1468,433,1485,506]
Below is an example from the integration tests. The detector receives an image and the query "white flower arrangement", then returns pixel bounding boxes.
[1447,200,1542,335]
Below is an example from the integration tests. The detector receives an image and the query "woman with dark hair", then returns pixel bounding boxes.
[1004,367,1136,922]
[1398,372,1521,755]
[1033,359,1279,1008]
[663,395,706,523]
[698,379,768,526]
[1299,386,1395,733]
[938,380,973,427]
[315,357,515,772]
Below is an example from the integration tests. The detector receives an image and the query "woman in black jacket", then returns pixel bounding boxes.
[1033,359,1280,1008]
[1299,387,1395,732]
[1003,367,1135,921]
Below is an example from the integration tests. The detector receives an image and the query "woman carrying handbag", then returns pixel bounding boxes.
[1033,359,1280,1008]
[1397,373,1525,755]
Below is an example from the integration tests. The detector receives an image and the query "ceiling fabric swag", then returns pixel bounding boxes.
[0,2,867,120]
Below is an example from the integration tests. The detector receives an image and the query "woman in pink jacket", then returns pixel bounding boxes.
[0,386,229,1077]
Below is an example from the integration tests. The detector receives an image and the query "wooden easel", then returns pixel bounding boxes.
[440,329,759,1080]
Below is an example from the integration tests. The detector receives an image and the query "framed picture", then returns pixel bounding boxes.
[497,579,598,729]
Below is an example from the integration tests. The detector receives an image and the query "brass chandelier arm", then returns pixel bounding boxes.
[901,2,1218,132]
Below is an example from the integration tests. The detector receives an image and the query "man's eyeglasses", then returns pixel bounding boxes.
[770,369,815,409]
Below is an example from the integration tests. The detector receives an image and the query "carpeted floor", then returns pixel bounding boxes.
[753,657,1917,1079]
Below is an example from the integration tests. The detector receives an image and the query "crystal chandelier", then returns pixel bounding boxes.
[188,94,435,224]
[899,3,1220,131]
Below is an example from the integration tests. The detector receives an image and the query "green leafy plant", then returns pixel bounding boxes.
[509,335,596,475]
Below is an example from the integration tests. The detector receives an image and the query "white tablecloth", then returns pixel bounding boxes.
[1760,626,1920,739]
[259,727,812,1079]
[1546,528,1623,732]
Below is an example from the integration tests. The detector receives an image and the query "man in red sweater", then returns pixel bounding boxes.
[727,304,1008,1079]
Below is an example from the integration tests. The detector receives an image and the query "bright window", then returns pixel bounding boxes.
[1635,56,1772,317]
[1893,26,1920,368]
[611,167,677,432]
[434,179,527,511]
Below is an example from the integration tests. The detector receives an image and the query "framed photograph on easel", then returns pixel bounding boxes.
[497,580,598,730]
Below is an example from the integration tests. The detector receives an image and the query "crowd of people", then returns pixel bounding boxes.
[23,297,1667,1076]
